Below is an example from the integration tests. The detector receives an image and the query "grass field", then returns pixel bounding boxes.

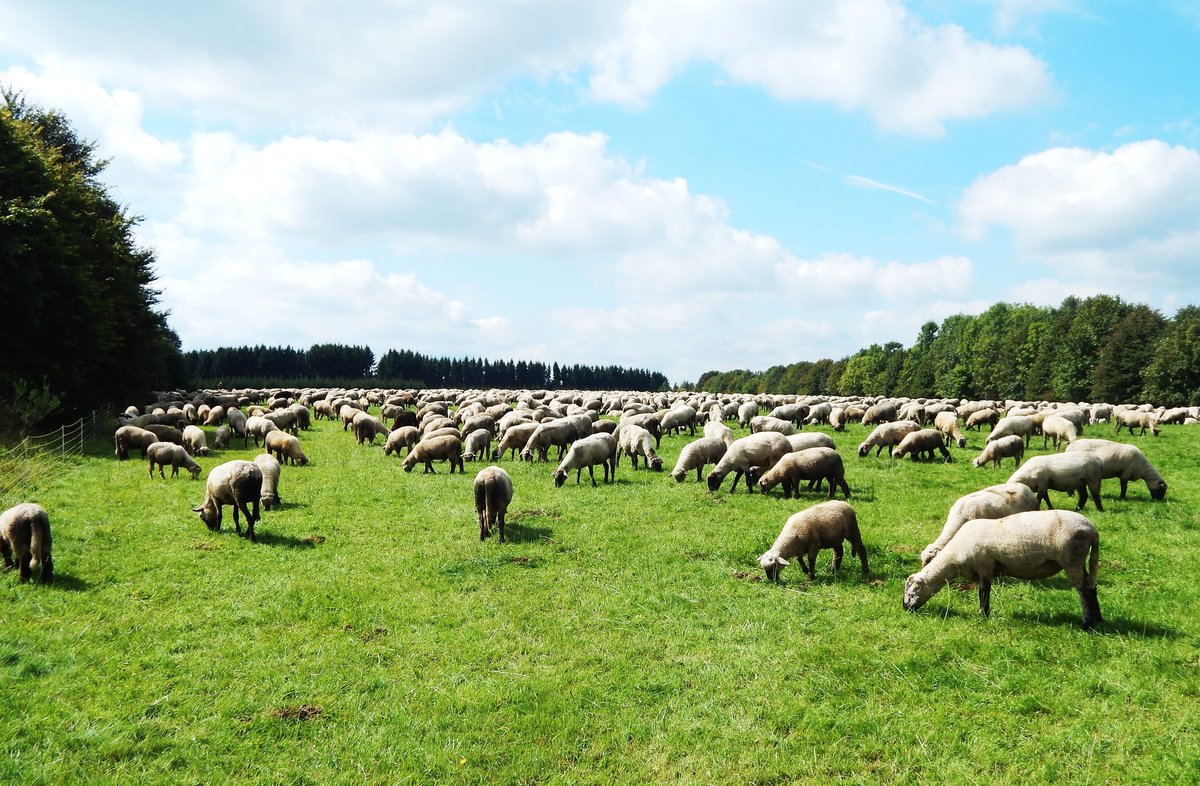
[2,411,1199,784]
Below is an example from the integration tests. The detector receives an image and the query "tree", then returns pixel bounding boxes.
[1090,305,1166,403]
[1051,295,1130,401]
[1142,306,1200,405]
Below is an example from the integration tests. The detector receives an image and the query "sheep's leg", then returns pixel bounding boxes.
[497,512,506,544]
[1090,481,1104,512]
[826,474,837,499]
[1075,483,1088,511]
[231,504,242,535]
[424,461,435,474]
[730,471,743,492]
[839,477,851,499]
[1076,585,1101,629]
[831,543,844,573]
[805,546,819,580]
[587,465,596,487]
[1039,490,1053,509]
[694,466,702,482]
[18,554,32,583]
[0,538,12,569]
[978,576,992,616]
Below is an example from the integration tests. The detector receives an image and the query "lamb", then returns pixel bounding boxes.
[754,447,850,499]
[749,415,796,436]
[1040,414,1079,449]
[473,465,514,542]
[353,413,389,445]
[987,415,1037,447]
[757,500,867,582]
[384,426,421,458]
[253,452,282,510]
[919,483,1040,565]
[890,429,952,462]
[147,441,202,479]
[1115,410,1160,437]
[244,415,279,448]
[552,433,618,487]
[933,411,967,448]
[971,434,1025,469]
[1007,452,1104,512]
[1065,438,1167,500]
[264,431,309,466]
[114,425,159,460]
[0,503,53,583]
[193,459,263,542]
[857,420,920,457]
[670,437,728,482]
[903,509,1101,629]
[462,428,494,461]
[617,424,663,471]
[706,432,791,493]
[404,435,465,474]
[703,420,734,446]
[964,408,999,431]
[182,425,210,456]
[493,422,539,460]
[860,401,897,426]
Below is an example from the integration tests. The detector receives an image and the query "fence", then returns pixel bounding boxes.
[0,408,113,505]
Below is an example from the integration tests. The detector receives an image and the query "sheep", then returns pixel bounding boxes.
[617,424,663,471]
[493,422,539,461]
[769,402,809,427]
[552,433,618,487]
[1007,453,1104,512]
[384,426,421,458]
[213,425,232,450]
[462,428,494,461]
[919,483,1040,565]
[253,452,282,510]
[143,424,184,446]
[786,433,836,453]
[861,401,897,426]
[754,447,850,499]
[339,405,364,431]
[474,465,514,542]
[1089,404,1113,424]
[404,435,464,474]
[619,412,664,448]
[828,407,847,431]
[660,405,697,437]
[706,432,791,493]
[891,429,952,462]
[757,500,867,582]
[1065,438,1167,500]
[804,402,833,425]
[737,401,759,428]
[114,425,159,460]
[750,415,796,436]
[521,419,574,462]
[226,408,248,438]
[903,509,1101,629]
[933,411,967,448]
[147,441,202,480]
[193,459,263,542]
[971,434,1025,469]
[181,425,210,456]
[203,404,226,426]
[670,437,728,482]
[353,413,389,445]
[244,415,279,447]
[964,408,999,432]
[987,415,1037,447]
[264,431,309,466]
[0,503,53,583]
[1115,410,1160,437]
[857,420,920,457]
[702,420,734,446]
[1039,414,1078,449]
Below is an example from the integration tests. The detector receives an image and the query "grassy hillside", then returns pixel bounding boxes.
[3,413,1198,784]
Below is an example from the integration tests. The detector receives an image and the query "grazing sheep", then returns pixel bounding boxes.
[1065,439,1167,500]
[804,402,833,425]
[213,425,232,450]
[754,447,850,499]
[474,465,514,542]
[903,509,1101,629]
[0,503,53,583]
[553,433,618,487]
[1008,453,1104,512]
[933,411,967,448]
[244,416,280,448]
[620,412,664,448]
[617,424,663,471]
[253,452,282,510]
[493,422,539,461]
[891,429,952,462]
[750,415,796,436]
[404,435,464,474]
[828,407,847,431]
[521,419,574,462]
[1089,404,1113,424]
[462,428,494,461]
[143,424,184,446]
[193,460,263,542]
[1115,410,1160,437]
[737,401,759,428]
[1041,414,1079,449]
[861,401,897,426]
[757,500,867,582]
[147,441,202,480]
[114,425,159,460]
[786,433,836,452]
[670,437,728,482]
[703,420,734,446]
[857,420,920,458]
[769,402,810,427]
[182,425,210,456]
[353,413,389,445]
[919,483,1040,565]
[972,434,1025,469]
[964,408,999,432]
[707,432,791,493]
[203,405,226,426]
[987,415,1038,447]
[384,426,421,458]
[660,405,697,437]
[226,408,248,438]
[264,431,309,466]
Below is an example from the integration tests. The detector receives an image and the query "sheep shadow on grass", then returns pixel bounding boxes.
[502,523,554,544]
[253,531,321,549]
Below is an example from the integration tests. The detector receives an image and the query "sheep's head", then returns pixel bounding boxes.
[956,437,967,448]
[856,442,870,457]
[552,469,568,487]
[193,503,221,531]
[705,471,722,492]
[649,456,663,472]
[1150,480,1167,500]
[902,574,937,611]
[671,469,686,483]
[919,545,940,566]
[744,466,763,487]
[758,553,788,582]
[187,465,202,480]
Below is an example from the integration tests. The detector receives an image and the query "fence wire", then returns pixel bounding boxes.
[0,408,112,507]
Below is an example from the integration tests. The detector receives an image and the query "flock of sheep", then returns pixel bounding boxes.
[3,387,1182,629]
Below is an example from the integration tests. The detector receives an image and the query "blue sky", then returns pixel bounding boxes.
[3,1,1199,384]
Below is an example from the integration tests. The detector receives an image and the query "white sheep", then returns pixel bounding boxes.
[462,428,494,461]
[737,401,759,428]
[474,465,514,542]
[706,432,792,493]
[670,437,728,482]
[903,509,1101,629]
[861,401,897,426]
[193,460,263,542]
[857,420,920,458]
[493,422,539,460]
[987,414,1037,447]
[1040,414,1078,449]
[754,447,850,499]
[264,431,309,466]
[384,426,421,457]
[114,425,159,460]
[147,441,202,480]
[660,405,697,437]
[0,502,53,583]
[213,425,232,450]
[964,408,999,432]
[1115,410,1160,437]
[703,420,734,446]
[553,433,618,487]
[890,429,952,462]
[244,415,280,448]
[253,452,282,510]
[404,435,464,474]
[182,425,210,456]
[749,415,796,436]
[353,413,389,445]
[616,424,663,471]
[1065,438,1167,500]
[971,434,1025,469]
[1007,453,1104,512]
[919,483,1039,565]
[933,411,967,448]
[757,500,868,581]
[786,433,836,452]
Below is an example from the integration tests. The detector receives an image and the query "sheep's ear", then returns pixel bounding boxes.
[774,556,788,566]
[192,505,203,513]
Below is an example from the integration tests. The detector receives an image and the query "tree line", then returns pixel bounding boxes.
[183,345,669,392]
[695,296,1200,406]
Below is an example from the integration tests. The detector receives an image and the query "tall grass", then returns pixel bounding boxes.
[2,414,1198,784]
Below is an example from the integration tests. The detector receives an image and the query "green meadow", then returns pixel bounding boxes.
[2,412,1198,784]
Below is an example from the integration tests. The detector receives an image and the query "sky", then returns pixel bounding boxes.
[3,1,1199,385]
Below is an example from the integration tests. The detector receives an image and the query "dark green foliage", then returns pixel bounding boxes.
[1091,305,1166,403]
[1143,306,1200,406]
